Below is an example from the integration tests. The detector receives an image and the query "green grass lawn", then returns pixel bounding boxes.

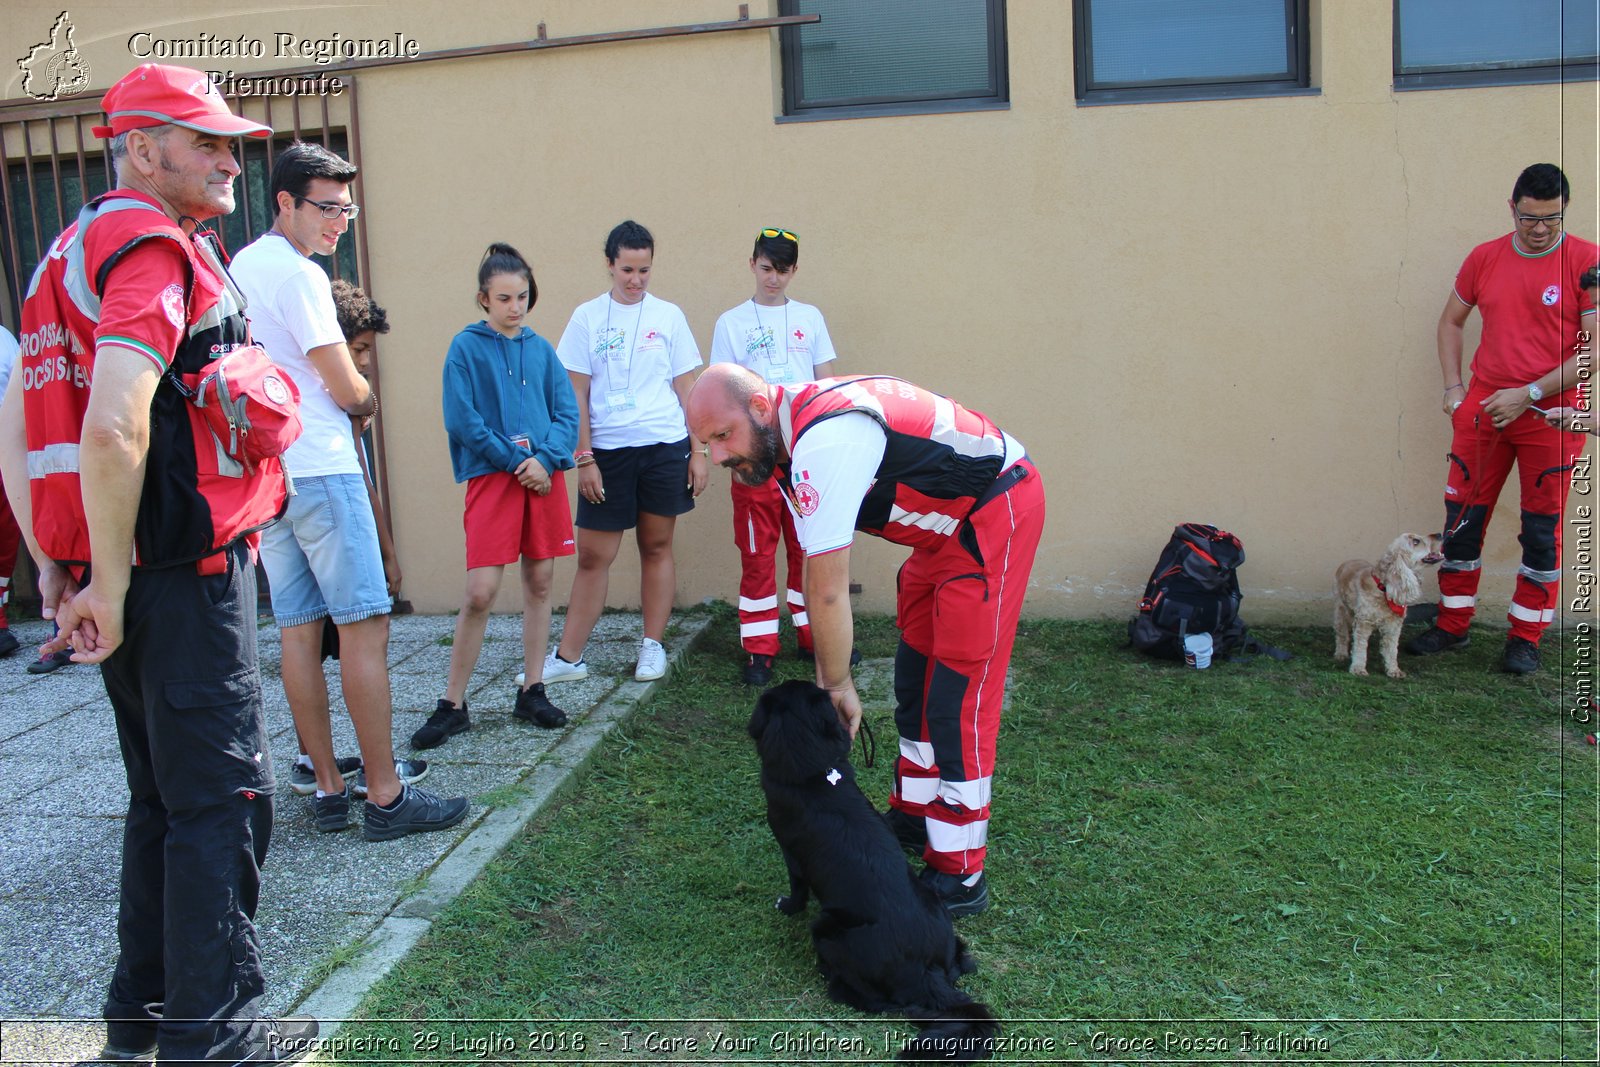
[328,612,1597,1064]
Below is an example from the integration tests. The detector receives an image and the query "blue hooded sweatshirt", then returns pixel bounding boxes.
[442,321,579,483]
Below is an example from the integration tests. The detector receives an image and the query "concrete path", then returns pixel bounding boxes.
[0,609,709,1065]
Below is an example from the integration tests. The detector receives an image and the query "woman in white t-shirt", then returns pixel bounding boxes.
[546,221,707,683]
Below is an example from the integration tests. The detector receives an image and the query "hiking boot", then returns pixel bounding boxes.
[920,866,990,919]
[798,645,862,667]
[635,637,667,682]
[883,807,928,853]
[227,1015,321,1065]
[1405,625,1470,656]
[513,683,569,728]
[310,787,350,833]
[742,653,775,686]
[542,648,589,684]
[1503,636,1540,675]
[411,699,470,749]
[287,755,363,796]
[99,1021,157,1061]
[348,758,429,799]
[26,648,73,674]
[0,628,19,658]
[363,784,470,842]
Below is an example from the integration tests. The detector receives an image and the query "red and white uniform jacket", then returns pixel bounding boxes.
[18,190,286,568]
[775,375,1023,552]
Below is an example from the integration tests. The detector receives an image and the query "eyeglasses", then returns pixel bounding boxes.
[1515,211,1563,228]
[294,196,360,220]
[759,227,798,243]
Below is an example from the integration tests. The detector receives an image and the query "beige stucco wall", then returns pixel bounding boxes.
[4,1,1596,625]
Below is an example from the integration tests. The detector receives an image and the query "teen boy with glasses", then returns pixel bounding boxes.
[232,141,468,839]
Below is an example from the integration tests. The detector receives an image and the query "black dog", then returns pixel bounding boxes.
[748,680,999,1062]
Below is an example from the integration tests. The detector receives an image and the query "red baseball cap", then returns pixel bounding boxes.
[91,64,272,140]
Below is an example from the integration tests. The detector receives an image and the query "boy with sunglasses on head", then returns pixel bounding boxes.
[709,227,839,685]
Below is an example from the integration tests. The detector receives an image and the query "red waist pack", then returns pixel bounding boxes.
[170,344,303,474]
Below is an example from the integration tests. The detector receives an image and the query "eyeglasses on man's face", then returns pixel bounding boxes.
[1515,211,1563,229]
[295,196,360,220]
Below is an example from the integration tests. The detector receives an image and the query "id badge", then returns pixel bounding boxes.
[510,434,531,451]
[606,389,637,412]
[765,361,795,384]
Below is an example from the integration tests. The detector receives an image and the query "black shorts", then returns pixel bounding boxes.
[577,436,695,532]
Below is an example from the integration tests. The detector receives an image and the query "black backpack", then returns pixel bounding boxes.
[1128,523,1284,662]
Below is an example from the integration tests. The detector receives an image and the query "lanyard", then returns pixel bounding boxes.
[751,299,789,365]
[602,294,646,391]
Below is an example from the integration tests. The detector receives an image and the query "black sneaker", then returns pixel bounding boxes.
[0,628,19,658]
[310,787,350,833]
[25,648,73,674]
[742,653,775,686]
[363,784,470,842]
[1503,636,1540,675]
[99,1020,157,1061]
[411,699,470,749]
[1405,625,1470,656]
[883,807,928,853]
[798,646,862,667]
[287,755,363,796]
[348,758,429,799]
[920,866,990,918]
[228,1015,321,1065]
[513,683,569,728]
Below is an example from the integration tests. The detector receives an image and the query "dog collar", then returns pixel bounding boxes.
[1371,577,1406,617]
[826,768,842,786]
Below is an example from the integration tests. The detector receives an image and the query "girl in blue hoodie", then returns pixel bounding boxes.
[413,243,580,749]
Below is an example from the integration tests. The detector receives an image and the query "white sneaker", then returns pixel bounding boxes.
[514,671,525,687]
[542,648,588,684]
[635,637,667,682]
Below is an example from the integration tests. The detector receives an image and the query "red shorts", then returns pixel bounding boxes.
[464,471,576,569]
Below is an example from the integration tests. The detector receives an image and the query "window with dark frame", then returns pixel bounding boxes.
[1394,0,1599,90]
[1,130,357,327]
[779,0,1008,120]
[1073,0,1311,105]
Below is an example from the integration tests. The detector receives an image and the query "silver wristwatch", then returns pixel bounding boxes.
[1527,382,1544,403]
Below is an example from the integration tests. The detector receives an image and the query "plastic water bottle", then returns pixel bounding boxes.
[1183,632,1213,669]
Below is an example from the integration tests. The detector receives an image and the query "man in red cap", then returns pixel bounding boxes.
[0,65,317,1063]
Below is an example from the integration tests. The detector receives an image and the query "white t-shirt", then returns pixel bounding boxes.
[230,233,358,478]
[0,326,18,400]
[556,292,702,450]
[708,298,837,385]
[784,412,887,556]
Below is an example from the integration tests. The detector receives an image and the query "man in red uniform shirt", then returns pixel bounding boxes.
[689,365,1046,917]
[0,65,317,1062]
[1408,163,1597,674]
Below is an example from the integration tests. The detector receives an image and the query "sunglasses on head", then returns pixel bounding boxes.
[759,227,798,243]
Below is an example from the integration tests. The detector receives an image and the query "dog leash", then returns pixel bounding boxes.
[856,717,876,769]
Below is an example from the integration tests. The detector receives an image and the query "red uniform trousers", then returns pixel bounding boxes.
[732,476,812,657]
[888,461,1046,876]
[1437,380,1587,644]
[0,469,20,627]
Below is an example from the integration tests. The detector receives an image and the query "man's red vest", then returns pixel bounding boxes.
[776,375,1018,551]
[18,190,287,568]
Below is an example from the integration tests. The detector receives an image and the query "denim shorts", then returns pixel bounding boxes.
[260,473,390,628]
